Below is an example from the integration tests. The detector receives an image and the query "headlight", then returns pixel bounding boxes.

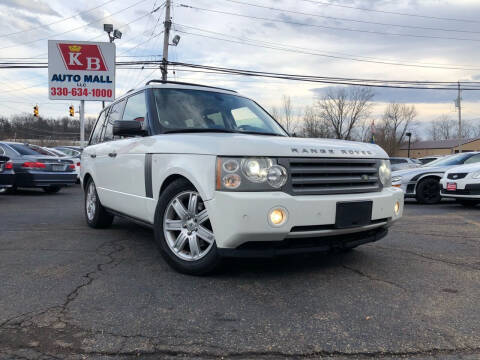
[378,160,392,186]
[241,158,273,183]
[392,175,402,183]
[471,171,480,179]
[217,157,288,191]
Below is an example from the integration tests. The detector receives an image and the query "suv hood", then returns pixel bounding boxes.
[151,133,387,158]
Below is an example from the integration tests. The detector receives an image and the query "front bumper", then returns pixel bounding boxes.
[15,171,77,188]
[206,187,404,249]
[440,178,480,199]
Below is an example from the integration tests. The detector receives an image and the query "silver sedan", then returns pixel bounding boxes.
[392,152,480,204]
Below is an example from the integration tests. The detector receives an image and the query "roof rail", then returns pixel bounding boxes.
[126,88,136,93]
[145,79,237,93]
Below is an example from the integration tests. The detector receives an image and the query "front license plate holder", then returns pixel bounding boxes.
[335,201,373,229]
[446,182,457,191]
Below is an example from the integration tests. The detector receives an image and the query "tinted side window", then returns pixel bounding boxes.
[0,146,4,155]
[90,111,108,145]
[103,100,125,142]
[464,154,480,164]
[122,92,146,122]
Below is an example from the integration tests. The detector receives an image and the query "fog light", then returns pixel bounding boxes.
[268,207,287,226]
[394,201,400,215]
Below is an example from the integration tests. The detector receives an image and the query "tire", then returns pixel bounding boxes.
[5,186,17,194]
[84,178,114,229]
[154,179,221,275]
[43,186,61,194]
[415,177,441,204]
[456,199,480,208]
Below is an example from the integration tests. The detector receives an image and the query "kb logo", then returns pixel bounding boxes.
[58,43,107,71]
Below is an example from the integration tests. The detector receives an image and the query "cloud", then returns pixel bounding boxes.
[1,0,59,16]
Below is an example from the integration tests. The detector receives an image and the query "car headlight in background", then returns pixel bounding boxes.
[217,157,288,191]
[378,160,392,187]
[471,171,480,179]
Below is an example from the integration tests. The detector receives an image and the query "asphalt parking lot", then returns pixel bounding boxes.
[0,186,479,360]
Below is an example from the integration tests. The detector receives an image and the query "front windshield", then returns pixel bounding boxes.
[423,153,470,167]
[152,88,287,136]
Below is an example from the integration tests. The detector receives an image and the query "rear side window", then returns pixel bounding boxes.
[8,144,42,155]
[103,100,125,142]
[122,92,146,122]
[90,111,108,145]
[0,147,4,155]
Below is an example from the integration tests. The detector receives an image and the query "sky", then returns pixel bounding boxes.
[1,0,480,133]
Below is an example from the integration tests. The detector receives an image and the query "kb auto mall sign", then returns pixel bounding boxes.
[48,40,115,101]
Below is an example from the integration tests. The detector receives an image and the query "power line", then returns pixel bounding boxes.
[297,0,480,24]
[173,26,480,71]
[220,0,480,35]
[0,0,151,51]
[178,4,480,43]
[167,61,480,90]
[0,0,118,38]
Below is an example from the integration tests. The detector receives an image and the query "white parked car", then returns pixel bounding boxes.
[80,81,404,274]
[440,163,480,207]
[392,152,480,204]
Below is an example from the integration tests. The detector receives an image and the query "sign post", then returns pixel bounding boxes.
[48,40,115,146]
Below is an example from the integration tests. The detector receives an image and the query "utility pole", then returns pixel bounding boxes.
[161,0,172,81]
[79,100,85,148]
[455,81,462,153]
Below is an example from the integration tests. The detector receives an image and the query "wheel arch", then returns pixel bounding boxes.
[414,173,443,193]
[159,174,196,196]
[82,172,93,191]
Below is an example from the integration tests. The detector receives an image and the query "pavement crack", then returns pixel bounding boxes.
[341,263,408,292]
[375,245,480,271]
[58,240,126,321]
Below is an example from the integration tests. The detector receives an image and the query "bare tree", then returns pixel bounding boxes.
[272,95,298,134]
[316,87,374,140]
[301,105,332,138]
[376,103,417,156]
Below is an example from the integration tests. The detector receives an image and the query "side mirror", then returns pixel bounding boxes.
[113,120,146,137]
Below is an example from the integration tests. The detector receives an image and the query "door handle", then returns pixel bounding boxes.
[90,154,96,158]
[108,152,117,158]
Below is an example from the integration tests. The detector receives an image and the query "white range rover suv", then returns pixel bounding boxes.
[81,81,403,274]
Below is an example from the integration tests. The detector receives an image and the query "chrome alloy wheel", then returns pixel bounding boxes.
[163,191,215,261]
[86,182,97,221]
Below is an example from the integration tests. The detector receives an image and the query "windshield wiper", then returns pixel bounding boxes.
[237,130,287,137]
[163,128,237,134]
[163,128,286,136]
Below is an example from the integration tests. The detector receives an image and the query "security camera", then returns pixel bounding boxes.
[113,29,122,39]
[103,24,113,33]
[172,34,181,46]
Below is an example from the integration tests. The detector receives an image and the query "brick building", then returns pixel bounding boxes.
[396,138,480,158]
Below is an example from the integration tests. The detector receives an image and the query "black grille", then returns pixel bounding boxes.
[447,173,467,180]
[280,158,381,195]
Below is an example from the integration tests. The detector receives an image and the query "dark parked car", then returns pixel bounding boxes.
[0,155,15,192]
[0,142,77,193]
